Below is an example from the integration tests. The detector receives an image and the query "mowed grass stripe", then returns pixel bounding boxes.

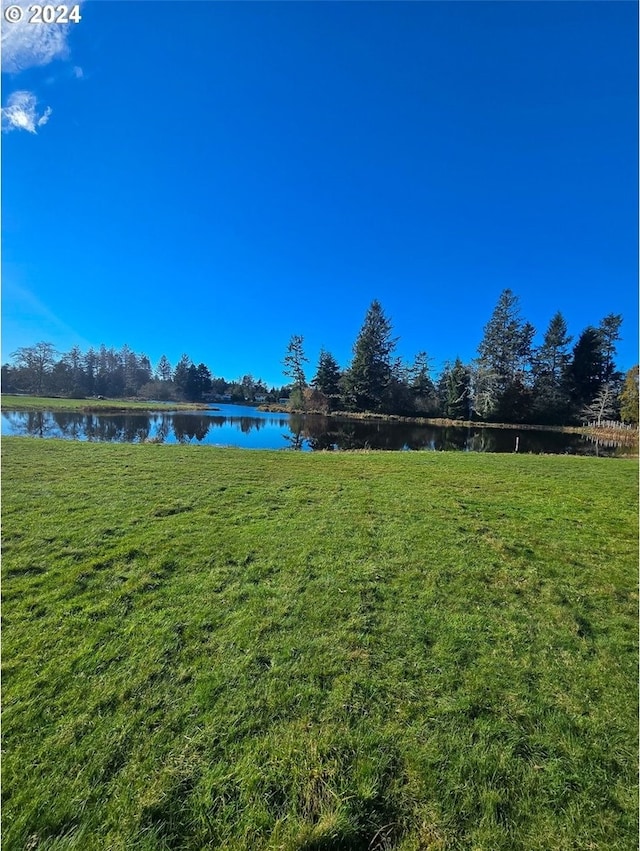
[2,438,637,850]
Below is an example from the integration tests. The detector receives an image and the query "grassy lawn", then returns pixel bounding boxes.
[2,438,637,850]
[1,395,206,412]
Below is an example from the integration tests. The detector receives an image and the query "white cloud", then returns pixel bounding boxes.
[1,0,82,73]
[1,91,52,133]
[1,1,84,134]
[38,105,53,126]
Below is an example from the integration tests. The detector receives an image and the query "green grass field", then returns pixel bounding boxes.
[2,439,638,850]
[1,395,206,412]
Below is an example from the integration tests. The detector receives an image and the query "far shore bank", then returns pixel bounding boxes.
[257,404,639,443]
[1,394,213,413]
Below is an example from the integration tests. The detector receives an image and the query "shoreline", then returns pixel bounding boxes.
[1,394,213,413]
[257,404,638,442]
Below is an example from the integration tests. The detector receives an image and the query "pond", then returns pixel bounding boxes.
[0,403,629,455]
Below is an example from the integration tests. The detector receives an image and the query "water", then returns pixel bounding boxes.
[0,403,629,455]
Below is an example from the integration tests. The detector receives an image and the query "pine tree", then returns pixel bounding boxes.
[283,335,308,409]
[531,312,572,423]
[566,327,606,415]
[475,290,534,421]
[619,366,639,424]
[63,345,86,396]
[83,348,97,396]
[136,355,153,390]
[443,358,471,420]
[312,349,341,397]
[156,355,172,382]
[344,300,396,412]
[196,363,212,399]
[173,354,192,400]
[598,314,623,382]
[121,344,139,396]
[409,352,437,415]
[467,362,498,421]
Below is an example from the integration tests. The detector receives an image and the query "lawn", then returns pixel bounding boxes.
[1,395,206,412]
[2,439,638,850]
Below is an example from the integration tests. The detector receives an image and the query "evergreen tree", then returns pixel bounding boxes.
[531,312,572,423]
[475,290,534,421]
[173,354,192,399]
[84,348,97,396]
[468,362,500,421]
[107,346,125,397]
[195,363,212,399]
[94,345,108,396]
[63,345,86,396]
[409,351,437,414]
[156,355,172,382]
[136,355,153,390]
[566,327,606,415]
[442,358,471,420]
[312,349,342,397]
[598,314,623,383]
[283,335,308,409]
[185,364,201,401]
[619,366,639,424]
[121,344,139,396]
[50,359,73,395]
[239,374,255,400]
[344,300,396,412]
[385,358,415,414]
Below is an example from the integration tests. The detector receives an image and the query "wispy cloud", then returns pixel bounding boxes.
[1,91,52,133]
[2,279,93,356]
[0,0,77,73]
[1,0,84,134]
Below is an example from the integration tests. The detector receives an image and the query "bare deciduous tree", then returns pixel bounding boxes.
[10,342,57,395]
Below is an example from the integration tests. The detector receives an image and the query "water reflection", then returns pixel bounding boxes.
[1,406,631,456]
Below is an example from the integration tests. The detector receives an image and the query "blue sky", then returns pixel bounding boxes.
[2,1,637,386]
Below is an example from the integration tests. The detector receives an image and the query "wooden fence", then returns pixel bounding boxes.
[586,420,637,431]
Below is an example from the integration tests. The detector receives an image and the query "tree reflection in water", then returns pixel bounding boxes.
[172,415,212,443]
[150,413,171,444]
[239,416,263,434]
[28,411,48,438]
[0,407,627,456]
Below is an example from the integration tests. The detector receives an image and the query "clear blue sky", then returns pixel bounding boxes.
[2,1,637,386]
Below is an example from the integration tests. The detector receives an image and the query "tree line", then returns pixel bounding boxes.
[2,289,638,425]
[283,291,638,426]
[1,344,279,405]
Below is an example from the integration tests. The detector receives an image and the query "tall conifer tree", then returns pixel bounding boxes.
[566,327,606,414]
[475,289,534,421]
[312,349,341,397]
[283,335,309,409]
[531,312,572,423]
[344,300,396,412]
